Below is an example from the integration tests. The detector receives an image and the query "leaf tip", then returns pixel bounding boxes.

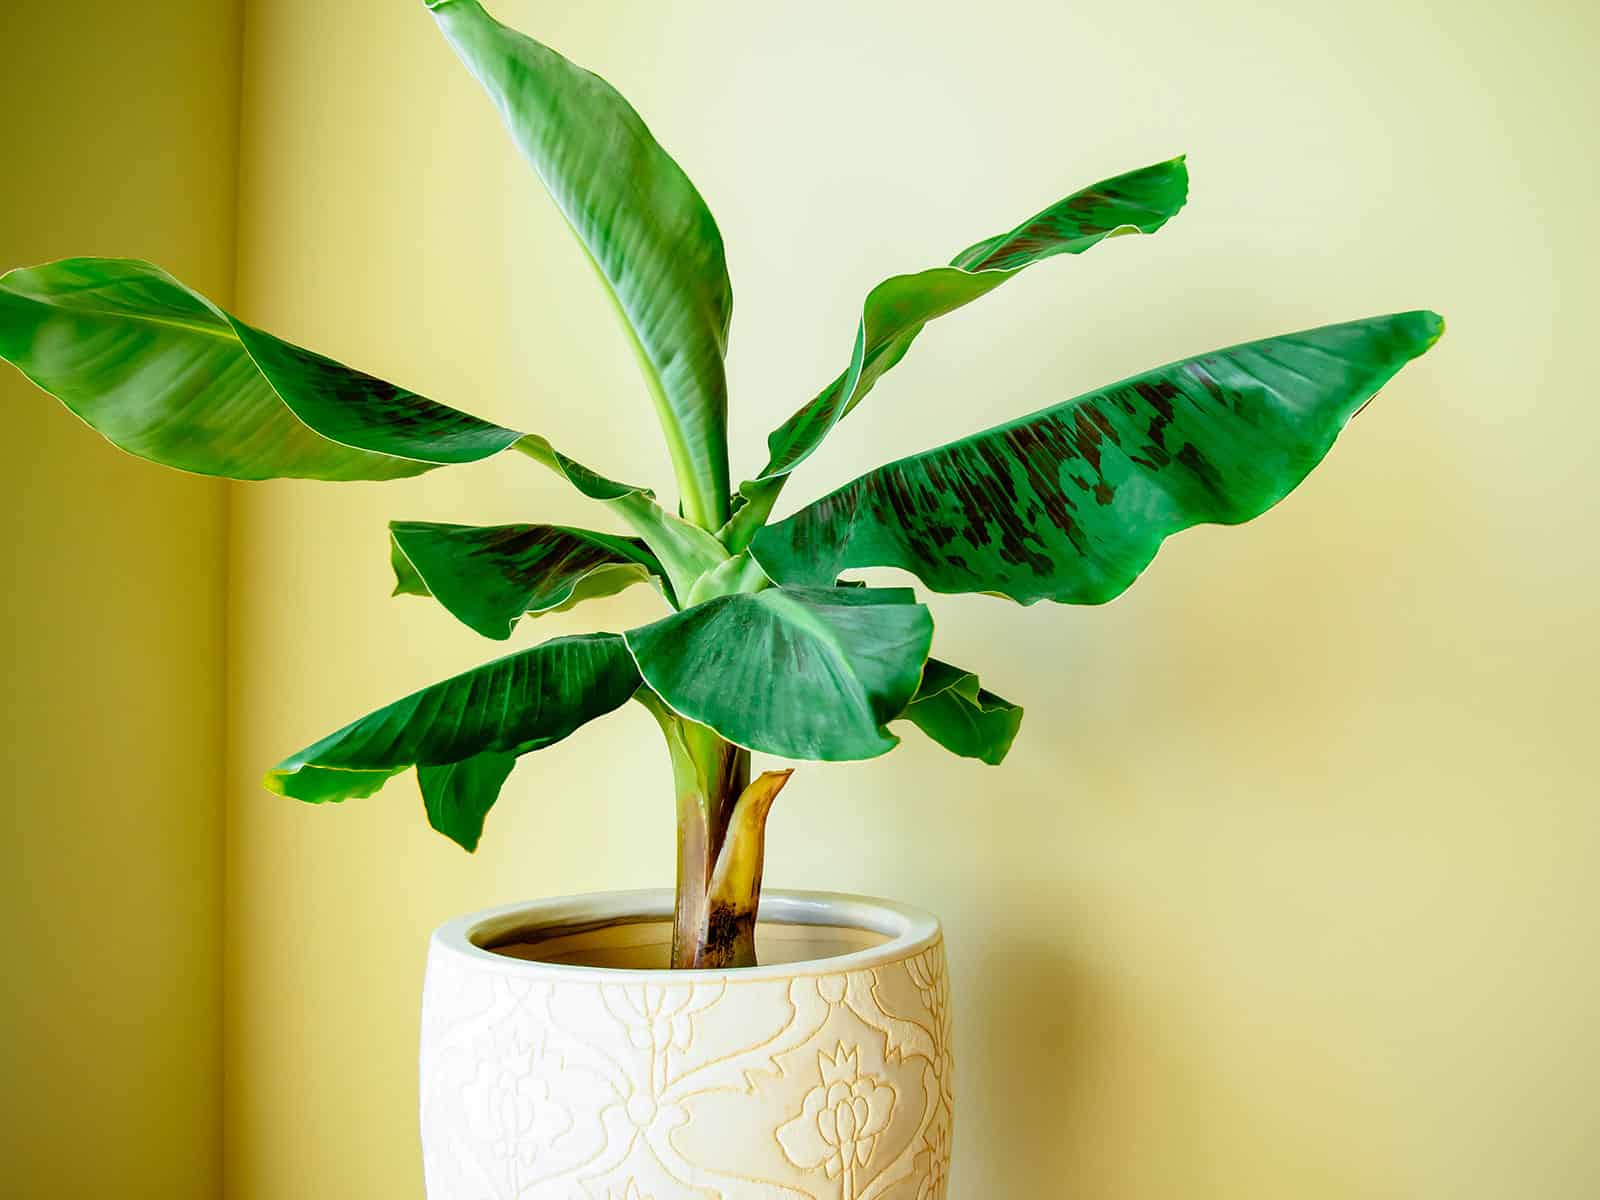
[443,829,482,854]
[1392,309,1445,358]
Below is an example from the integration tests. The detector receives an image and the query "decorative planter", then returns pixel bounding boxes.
[420,890,953,1199]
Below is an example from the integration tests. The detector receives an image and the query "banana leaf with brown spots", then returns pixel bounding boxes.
[750,312,1444,605]
[725,156,1190,544]
[0,258,521,480]
[389,521,671,639]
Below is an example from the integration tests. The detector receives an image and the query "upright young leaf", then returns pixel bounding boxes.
[390,521,669,639]
[266,633,640,818]
[899,659,1023,765]
[428,0,735,528]
[751,312,1444,603]
[0,258,521,480]
[726,158,1189,543]
[625,587,934,761]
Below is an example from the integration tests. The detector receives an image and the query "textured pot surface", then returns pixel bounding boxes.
[420,890,953,1199]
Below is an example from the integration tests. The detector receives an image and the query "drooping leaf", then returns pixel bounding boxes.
[265,633,640,816]
[600,495,726,606]
[0,258,521,480]
[389,521,667,639]
[512,432,652,503]
[0,257,723,604]
[513,434,728,603]
[751,312,1444,604]
[899,659,1023,765]
[429,0,735,528]
[418,752,518,851]
[725,158,1189,543]
[625,587,933,761]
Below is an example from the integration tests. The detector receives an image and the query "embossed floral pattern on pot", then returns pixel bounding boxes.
[777,1044,897,1198]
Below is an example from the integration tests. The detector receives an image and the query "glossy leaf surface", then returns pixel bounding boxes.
[0,258,520,480]
[727,158,1189,541]
[752,312,1444,603]
[626,587,933,761]
[266,633,640,807]
[429,0,734,527]
[390,521,667,639]
[899,659,1023,765]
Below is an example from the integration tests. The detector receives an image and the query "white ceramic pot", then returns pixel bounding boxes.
[420,889,953,1199]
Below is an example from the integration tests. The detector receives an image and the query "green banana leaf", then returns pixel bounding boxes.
[899,659,1023,765]
[418,753,519,851]
[266,634,640,829]
[429,0,734,528]
[0,256,722,599]
[513,434,728,603]
[513,432,651,502]
[625,586,933,761]
[0,258,520,480]
[390,521,668,639]
[751,311,1444,604]
[725,157,1189,543]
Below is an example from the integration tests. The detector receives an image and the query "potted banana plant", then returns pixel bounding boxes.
[0,1,1442,1195]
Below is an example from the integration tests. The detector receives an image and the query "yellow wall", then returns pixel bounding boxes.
[222,1,1599,1197]
[0,2,237,1196]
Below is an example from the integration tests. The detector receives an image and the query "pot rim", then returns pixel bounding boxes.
[430,888,942,984]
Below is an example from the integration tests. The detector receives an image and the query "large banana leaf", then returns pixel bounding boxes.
[625,586,933,761]
[0,256,723,602]
[266,633,640,837]
[751,312,1444,603]
[0,258,520,479]
[390,520,668,639]
[725,157,1189,543]
[429,0,734,528]
[899,659,1023,765]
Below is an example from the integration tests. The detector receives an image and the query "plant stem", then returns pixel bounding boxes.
[637,692,788,969]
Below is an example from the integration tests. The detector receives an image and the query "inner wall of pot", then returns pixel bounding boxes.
[480,916,890,969]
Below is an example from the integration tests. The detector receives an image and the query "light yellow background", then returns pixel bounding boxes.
[7,1,1599,1197]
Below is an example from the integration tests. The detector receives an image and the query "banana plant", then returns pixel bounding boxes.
[0,0,1443,970]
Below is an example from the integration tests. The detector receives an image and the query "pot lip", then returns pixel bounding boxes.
[430,888,942,984]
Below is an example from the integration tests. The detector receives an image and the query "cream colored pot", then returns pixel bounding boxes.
[420,890,953,1199]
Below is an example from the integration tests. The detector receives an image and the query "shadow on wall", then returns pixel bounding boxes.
[969,900,1415,1195]
[969,929,1214,1193]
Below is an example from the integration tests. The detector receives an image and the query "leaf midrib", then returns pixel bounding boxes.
[30,295,235,343]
